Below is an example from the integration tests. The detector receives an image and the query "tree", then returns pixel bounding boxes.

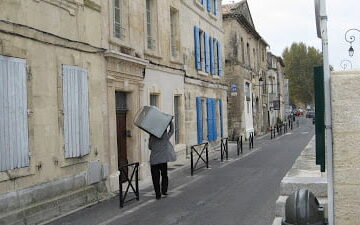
[282,42,322,106]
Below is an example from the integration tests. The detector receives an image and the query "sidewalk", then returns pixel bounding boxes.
[272,136,328,225]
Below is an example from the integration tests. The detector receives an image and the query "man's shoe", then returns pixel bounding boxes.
[162,192,168,196]
[156,194,161,200]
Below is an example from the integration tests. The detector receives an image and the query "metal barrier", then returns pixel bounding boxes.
[190,142,209,176]
[249,132,254,149]
[119,162,139,208]
[220,137,229,161]
[237,135,243,155]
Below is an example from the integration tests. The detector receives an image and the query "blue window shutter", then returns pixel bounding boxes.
[207,0,211,12]
[206,98,212,141]
[214,0,218,15]
[217,41,223,76]
[212,99,217,140]
[219,99,223,138]
[196,97,203,144]
[203,0,207,8]
[210,37,215,75]
[194,26,201,70]
[205,33,210,73]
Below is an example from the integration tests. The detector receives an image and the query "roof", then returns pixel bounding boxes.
[222,0,247,15]
[222,0,268,46]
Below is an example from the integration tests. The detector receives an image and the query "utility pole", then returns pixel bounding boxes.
[315,0,334,224]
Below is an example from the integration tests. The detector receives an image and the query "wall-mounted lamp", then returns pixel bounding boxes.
[340,59,352,70]
[345,29,360,57]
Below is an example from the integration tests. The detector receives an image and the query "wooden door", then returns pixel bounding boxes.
[115,92,128,183]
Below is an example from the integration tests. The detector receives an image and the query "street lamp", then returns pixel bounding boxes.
[340,60,352,70]
[345,28,360,57]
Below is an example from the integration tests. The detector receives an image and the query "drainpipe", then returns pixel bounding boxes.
[315,0,334,224]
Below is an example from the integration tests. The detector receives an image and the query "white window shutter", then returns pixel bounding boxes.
[63,65,90,158]
[0,55,29,171]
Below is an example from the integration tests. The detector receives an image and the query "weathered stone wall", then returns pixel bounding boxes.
[223,16,267,138]
[0,0,108,197]
[332,70,360,225]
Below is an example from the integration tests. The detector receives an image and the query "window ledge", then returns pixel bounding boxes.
[194,0,205,11]
[0,167,35,182]
[197,70,209,76]
[60,156,89,168]
[209,12,218,20]
[170,58,183,65]
[144,50,163,60]
[213,75,220,79]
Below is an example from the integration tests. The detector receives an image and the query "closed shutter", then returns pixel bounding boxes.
[210,37,214,75]
[212,98,217,140]
[0,55,29,171]
[63,65,90,158]
[219,99,223,138]
[217,41,223,76]
[206,98,213,141]
[194,26,201,70]
[214,0,218,15]
[207,0,211,12]
[196,97,203,144]
[205,33,210,73]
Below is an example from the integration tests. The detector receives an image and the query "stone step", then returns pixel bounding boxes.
[275,195,328,218]
[280,176,327,197]
[0,183,107,225]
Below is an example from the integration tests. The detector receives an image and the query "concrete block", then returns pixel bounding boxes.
[280,177,328,197]
[272,217,282,225]
[87,160,102,185]
[0,172,86,214]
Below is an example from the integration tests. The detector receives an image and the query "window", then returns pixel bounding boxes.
[0,56,29,171]
[241,38,245,64]
[245,82,251,101]
[113,0,124,39]
[146,0,157,49]
[247,43,250,66]
[212,0,217,14]
[63,65,90,158]
[150,94,159,107]
[174,96,180,144]
[253,48,256,70]
[170,8,179,58]
[213,38,218,75]
[200,30,205,71]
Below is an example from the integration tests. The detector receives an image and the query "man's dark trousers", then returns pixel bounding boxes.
[151,163,168,197]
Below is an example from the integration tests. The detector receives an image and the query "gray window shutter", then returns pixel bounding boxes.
[0,55,29,171]
[63,65,90,158]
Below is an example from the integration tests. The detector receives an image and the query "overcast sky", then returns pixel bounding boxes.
[222,0,360,71]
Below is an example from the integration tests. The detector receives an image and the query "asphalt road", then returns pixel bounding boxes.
[49,117,314,225]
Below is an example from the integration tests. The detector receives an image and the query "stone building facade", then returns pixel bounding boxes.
[222,0,268,139]
[0,1,229,223]
[266,52,285,127]
[0,0,110,224]
[182,0,228,148]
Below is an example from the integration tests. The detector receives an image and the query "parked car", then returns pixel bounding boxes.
[306,110,315,118]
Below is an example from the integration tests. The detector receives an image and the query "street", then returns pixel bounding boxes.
[49,117,314,225]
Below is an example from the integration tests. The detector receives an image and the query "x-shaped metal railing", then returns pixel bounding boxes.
[119,162,139,208]
[220,137,228,161]
[190,142,209,176]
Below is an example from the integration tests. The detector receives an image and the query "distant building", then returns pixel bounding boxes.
[266,52,286,127]
[222,0,268,139]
